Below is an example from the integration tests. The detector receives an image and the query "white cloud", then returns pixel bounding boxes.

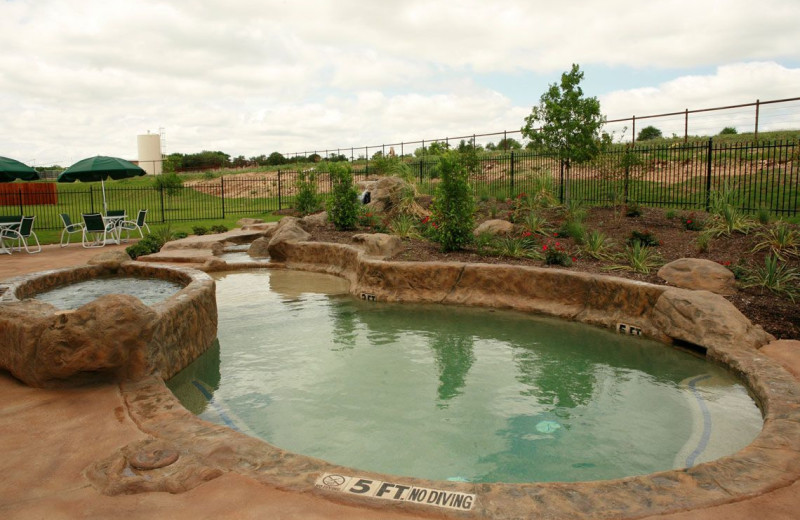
[0,1,798,164]
[600,62,800,138]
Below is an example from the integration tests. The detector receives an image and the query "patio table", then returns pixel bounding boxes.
[102,214,126,245]
[0,219,21,254]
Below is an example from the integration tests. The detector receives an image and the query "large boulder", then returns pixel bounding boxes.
[357,176,428,218]
[248,237,270,258]
[0,295,158,387]
[652,288,774,351]
[88,250,131,267]
[474,219,515,237]
[658,258,736,295]
[352,233,404,258]
[267,217,311,262]
[301,211,328,228]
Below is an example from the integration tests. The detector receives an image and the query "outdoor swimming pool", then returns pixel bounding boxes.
[168,269,762,483]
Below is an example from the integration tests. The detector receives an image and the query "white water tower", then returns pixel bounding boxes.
[137,132,163,175]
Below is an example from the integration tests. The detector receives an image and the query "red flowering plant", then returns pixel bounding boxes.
[542,239,574,267]
[683,212,704,231]
[358,208,387,232]
[419,215,440,240]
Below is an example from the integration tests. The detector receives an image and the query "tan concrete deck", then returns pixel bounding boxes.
[1,243,800,519]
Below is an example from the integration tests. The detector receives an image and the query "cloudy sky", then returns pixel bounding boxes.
[2,0,799,166]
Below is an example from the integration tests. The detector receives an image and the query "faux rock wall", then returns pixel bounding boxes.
[0,262,217,387]
[276,240,773,354]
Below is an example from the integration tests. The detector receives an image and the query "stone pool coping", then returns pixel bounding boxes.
[2,237,800,519]
[111,239,800,519]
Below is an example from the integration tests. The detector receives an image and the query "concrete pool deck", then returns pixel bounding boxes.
[2,243,800,519]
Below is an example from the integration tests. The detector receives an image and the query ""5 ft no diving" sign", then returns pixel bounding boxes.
[315,473,476,511]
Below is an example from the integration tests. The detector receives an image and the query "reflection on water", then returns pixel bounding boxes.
[166,340,221,415]
[168,269,763,483]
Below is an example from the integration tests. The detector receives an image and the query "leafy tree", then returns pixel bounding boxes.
[430,152,475,252]
[719,126,738,135]
[326,163,360,230]
[637,125,662,141]
[521,64,605,200]
[497,137,522,150]
[152,172,183,196]
[266,152,286,165]
[308,153,322,163]
[232,155,248,167]
[414,140,450,157]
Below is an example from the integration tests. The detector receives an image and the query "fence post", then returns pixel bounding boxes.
[510,151,515,193]
[559,160,565,204]
[220,176,226,218]
[754,99,760,141]
[90,186,95,213]
[684,109,689,143]
[278,170,282,211]
[705,138,713,212]
[17,188,23,215]
[419,161,423,184]
[159,184,165,223]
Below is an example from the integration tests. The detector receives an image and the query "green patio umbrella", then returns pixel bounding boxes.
[0,156,40,183]
[58,155,146,213]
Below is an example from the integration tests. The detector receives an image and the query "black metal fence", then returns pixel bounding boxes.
[1,139,797,231]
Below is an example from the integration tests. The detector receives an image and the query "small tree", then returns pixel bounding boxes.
[294,170,322,216]
[327,163,360,230]
[637,125,662,141]
[430,152,475,252]
[266,152,286,165]
[719,126,738,135]
[521,64,605,201]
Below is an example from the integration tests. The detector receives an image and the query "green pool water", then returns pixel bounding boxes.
[168,269,762,483]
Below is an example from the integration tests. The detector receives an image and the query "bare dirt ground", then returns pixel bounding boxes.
[307,204,800,340]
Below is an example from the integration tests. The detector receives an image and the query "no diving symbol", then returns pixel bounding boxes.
[322,474,346,487]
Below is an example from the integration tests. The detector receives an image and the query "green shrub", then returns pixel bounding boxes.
[719,126,738,135]
[752,222,800,261]
[295,170,323,216]
[558,220,587,244]
[153,172,184,196]
[625,202,642,217]
[627,230,659,247]
[125,233,166,260]
[430,152,475,252]
[583,230,613,260]
[210,224,228,234]
[389,214,419,239]
[743,254,799,302]
[192,226,208,236]
[327,163,360,231]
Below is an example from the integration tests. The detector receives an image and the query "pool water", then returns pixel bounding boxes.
[168,270,762,483]
[33,277,183,310]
